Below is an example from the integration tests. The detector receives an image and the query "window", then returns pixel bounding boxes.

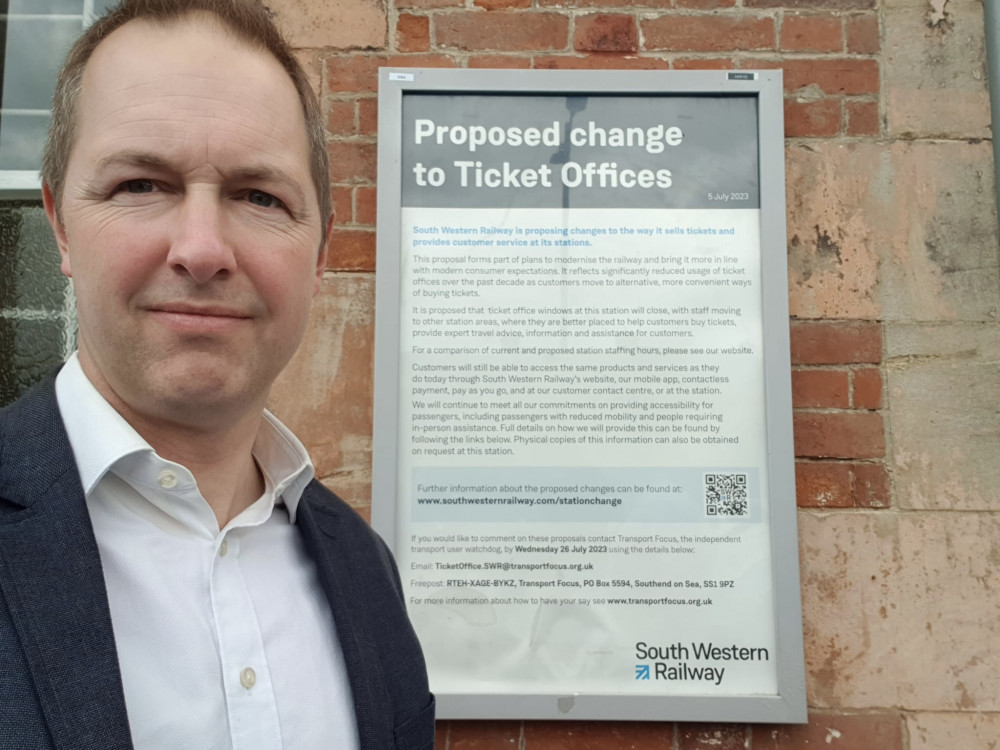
[0,0,115,405]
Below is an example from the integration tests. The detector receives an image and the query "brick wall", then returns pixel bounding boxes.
[264,0,1000,747]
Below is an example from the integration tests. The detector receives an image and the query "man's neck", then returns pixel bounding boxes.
[139,418,267,529]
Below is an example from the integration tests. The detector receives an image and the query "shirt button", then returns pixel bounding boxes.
[219,540,228,557]
[157,470,178,489]
[240,667,256,689]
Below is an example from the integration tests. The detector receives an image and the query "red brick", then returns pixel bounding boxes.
[331,186,352,226]
[523,721,674,749]
[792,368,849,408]
[396,14,430,52]
[534,55,670,70]
[781,14,842,52]
[355,187,377,226]
[398,0,461,8]
[326,228,375,271]
[846,99,879,136]
[784,97,840,137]
[748,0,874,8]
[434,721,448,750]
[676,0,736,8]
[754,712,903,749]
[468,54,532,68]
[327,54,457,94]
[386,54,459,69]
[358,98,378,136]
[851,366,882,409]
[852,462,890,507]
[789,320,882,365]
[678,723,748,749]
[326,100,356,135]
[674,57,735,70]
[794,412,885,459]
[761,57,879,95]
[327,55,387,94]
[795,461,854,507]
[642,16,774,52]
[436,13,570,52]
[450,720,520,749]
[846,13,879,54]
[328,141,377,183]
[575,14,638,53]
[537,0,636,7]
[476,0,530,8]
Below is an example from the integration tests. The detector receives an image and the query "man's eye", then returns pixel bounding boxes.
[121,179,154,194]
[247,190,283,209]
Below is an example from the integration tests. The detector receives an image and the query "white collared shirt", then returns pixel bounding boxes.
[55,353,359,750]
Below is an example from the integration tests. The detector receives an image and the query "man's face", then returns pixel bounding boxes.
[44,16,326,429]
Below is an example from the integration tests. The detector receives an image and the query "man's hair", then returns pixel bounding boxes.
[41,0,331,238]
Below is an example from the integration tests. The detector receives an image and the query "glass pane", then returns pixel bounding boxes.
[9,0,84,13]
[0,112,49,169]
[0,199,70,407]
[2,18,81,110]
[0,201,64,309]
[0,317,65,407]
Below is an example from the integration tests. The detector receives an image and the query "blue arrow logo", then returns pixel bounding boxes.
[635,664,650,680]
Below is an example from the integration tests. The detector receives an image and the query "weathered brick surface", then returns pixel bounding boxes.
[790,321,882,365]
[534,55,669,70]
[448,720,521,748]
[784,97,840,137]
[884,0,990,138]
[673,57,735,70]
[799,512,1000,710]
[907,712,1000,750]
[269,275,374,485]
[326,229,376,271]
[397,14,431,52]
[268,0,386,48]
[792,368,849,408]
[845,13,879,54]
[794,412,885,459]
[754,712,903,749]
[781,14,842,52]
[523,721,674,748]
[852,462,889,507]
[574,14,638,53]
[844,99,879,136]
[887,323,1000,511]
[678,723,748,749]
[328,141,377,183]
[787,142,999,321]
[765,57,879,95]
[796,460,854,507]
[326,100,356,135]
[435,13,570,51]
[851,366,881,409]
[642,16,775,52]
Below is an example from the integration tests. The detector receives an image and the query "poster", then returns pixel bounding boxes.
[374,72,804,721]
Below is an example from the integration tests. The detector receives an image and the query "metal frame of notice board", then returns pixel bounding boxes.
[372,69,806,723]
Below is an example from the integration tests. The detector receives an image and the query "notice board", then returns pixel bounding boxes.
[372,69,806,723]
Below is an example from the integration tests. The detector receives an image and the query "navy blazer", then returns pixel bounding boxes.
[0,377,434,750]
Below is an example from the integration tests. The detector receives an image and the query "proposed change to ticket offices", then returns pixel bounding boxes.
[372,69,806,723]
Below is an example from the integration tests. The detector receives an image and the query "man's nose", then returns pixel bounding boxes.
[166,194,237,284]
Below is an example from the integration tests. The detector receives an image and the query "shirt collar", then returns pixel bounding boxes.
[54,352,315,524]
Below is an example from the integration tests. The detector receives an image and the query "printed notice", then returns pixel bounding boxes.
[395,94,778,696]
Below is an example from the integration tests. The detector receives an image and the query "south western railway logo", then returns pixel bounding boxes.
[634,641,770,686]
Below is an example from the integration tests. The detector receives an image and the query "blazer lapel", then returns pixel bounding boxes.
[296,492,396,750]
[0,379,133,750]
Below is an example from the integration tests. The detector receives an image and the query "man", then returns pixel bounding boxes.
[0,1,433,748]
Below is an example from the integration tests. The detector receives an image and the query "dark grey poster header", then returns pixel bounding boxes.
[400,94,760,210]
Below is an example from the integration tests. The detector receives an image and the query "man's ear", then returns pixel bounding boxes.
[314,213,334,296]
[42,183,72,278]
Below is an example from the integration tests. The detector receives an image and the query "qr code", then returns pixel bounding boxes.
[704,473,748,517]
